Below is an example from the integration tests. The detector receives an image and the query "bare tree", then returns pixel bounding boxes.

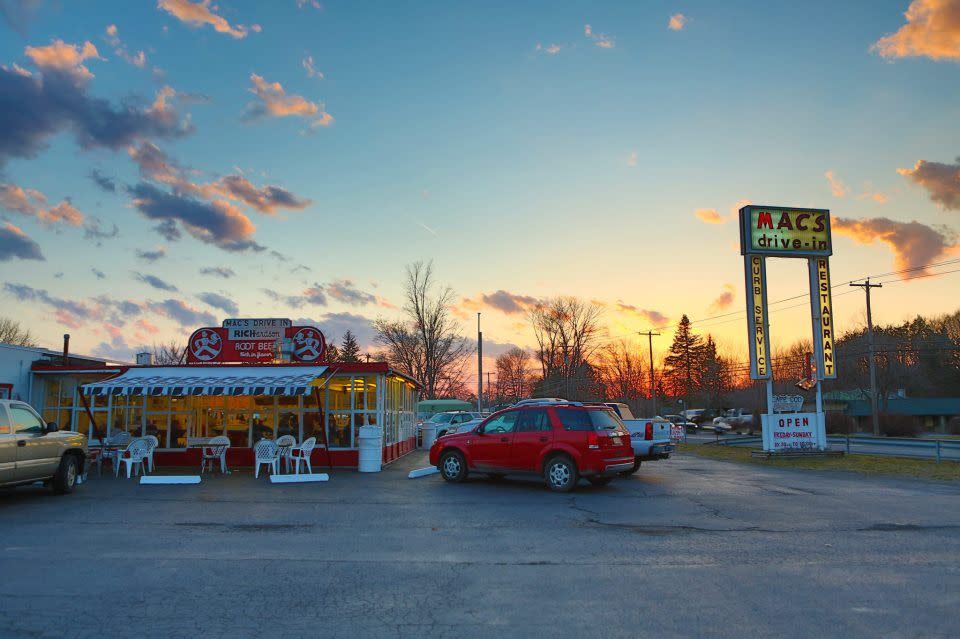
[495,347,533,404]
[598,340,646,405]
[0,317,38,347]
[374,261,472,399]
[152,340,186,365]
[528,297,602,399]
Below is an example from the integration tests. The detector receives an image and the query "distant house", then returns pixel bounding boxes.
[824,389,960,433]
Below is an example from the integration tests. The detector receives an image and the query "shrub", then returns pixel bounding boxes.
[879,413,921,438]
[947,417,960,435]
[825,411,855,435]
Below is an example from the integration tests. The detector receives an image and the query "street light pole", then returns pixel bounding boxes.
[638,330,660,416]
[850,279,883,435]
[477,313,483,414]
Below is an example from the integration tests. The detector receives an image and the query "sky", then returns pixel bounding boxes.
[1,0,959,376]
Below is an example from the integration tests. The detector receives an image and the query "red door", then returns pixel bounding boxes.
[509,408,554,470]
[469,410,518,470]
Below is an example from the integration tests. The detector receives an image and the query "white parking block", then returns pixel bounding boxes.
[139,476,201,485]
[270,473,329,483]
[408,467,439,479]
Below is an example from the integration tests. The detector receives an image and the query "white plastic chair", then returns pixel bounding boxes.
[289,437,316,475]
[102,431,133,472]
[254,439,280,478]
[201,436,231,474]
[276,435,296,473]
[144,435,159,472]
[116,438,151,479]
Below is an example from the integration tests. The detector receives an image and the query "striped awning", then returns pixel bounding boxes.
[80,365,328,397]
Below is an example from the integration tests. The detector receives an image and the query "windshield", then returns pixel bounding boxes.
[430,413,455,423]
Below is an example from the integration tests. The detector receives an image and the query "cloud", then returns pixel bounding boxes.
[535,43,562,55]
[695,208,724,224]
[245,74,333,127]
[627,150,637,167]
[197,291,238,315]
[0,222,43,262]
[216,174,311,214]
[0,0,44,35]
[293,312,377,349]
[147,298,216,326]
[293,283,328,307]
[135,271,178,292]
[296,0,323,9]
[127,182,263,252]
[824,170,848,197]
[668,14,687,31]
[91,268,106,279]
[0,182,84,226]
[89,169,117,192]
[83,217,119,243]
[302,55,323,79]
[584,23,615,48]
[136,246,167,262]
[24,39,102,85]
[157,0,252,39]
[872,0,960,61]
[3,283,93,320]
[128,141,311,214]
[199,265,235,278]
[325,279,377,306]
[708,284,735,313]
[833,216,958,273]
[613,302,668,326]
[0,60,192,167]
[105,24,147,68]
[898,157,960,210]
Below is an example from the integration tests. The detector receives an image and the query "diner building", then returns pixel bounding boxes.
[12,322,420,468]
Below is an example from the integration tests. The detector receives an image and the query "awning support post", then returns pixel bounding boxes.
[78,389,102,442]
[312,386,333,471]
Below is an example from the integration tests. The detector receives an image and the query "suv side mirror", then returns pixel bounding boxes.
[45,421,58,433]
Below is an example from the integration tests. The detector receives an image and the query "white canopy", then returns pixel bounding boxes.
[81,365,328,397]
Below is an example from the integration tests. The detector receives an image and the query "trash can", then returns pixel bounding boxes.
[358,425,383,473]
[420,424,438,449]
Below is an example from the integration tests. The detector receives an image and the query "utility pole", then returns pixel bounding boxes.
[638,330,660,416]
[850,279,883,435]
[477,313,483,413]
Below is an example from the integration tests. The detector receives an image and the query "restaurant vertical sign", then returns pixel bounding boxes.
[810,257,837,379]
[744,254,771,379]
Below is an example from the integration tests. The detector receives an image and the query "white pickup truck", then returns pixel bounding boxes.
[603,403,673,476]
[712,408,753,431]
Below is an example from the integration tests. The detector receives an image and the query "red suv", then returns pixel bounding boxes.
[428,403,634,492]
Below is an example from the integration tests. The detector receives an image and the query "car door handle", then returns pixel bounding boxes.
[538,437,549,443]
[17,440,26,447]
[499,437,509,443]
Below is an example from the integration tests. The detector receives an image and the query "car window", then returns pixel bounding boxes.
[0,406,10,434]
[10,405,44,434]
[516,409,551,432]
[482,411,518,434]
[431,414,454,424]
[556,408,624,432]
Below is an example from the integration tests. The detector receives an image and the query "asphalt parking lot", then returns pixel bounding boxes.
[2,450,958,639]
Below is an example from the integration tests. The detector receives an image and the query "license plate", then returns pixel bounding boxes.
[611,437,622,446]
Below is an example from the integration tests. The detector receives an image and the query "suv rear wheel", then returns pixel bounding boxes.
[439,450,468,483]
[52,455,78,494]
[544,455,578,493]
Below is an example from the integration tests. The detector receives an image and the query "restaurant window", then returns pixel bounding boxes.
[223,395,253,447]
[277,395,300,440]
[169,396,193,448]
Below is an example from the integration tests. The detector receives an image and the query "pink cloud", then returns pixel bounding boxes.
[872,0,960,61]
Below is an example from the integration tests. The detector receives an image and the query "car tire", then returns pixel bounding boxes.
[544,455,578,493]
[588,477,612,487]
[439,450,468,483]
[618,459,641,477]
[52,455,78,495]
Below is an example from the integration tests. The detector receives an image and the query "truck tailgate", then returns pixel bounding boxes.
[622,419,672,451]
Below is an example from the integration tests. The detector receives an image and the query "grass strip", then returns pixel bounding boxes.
[678,442,960,481]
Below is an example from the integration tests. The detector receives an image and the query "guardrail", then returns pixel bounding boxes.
[706,434,960,462]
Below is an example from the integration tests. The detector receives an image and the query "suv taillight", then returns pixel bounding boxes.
[645,422,653,440]
[587,431,600,449]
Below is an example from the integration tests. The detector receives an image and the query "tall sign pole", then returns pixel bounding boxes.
[740,205,835,453]
[850,279,882,435]
[477,313,483,413]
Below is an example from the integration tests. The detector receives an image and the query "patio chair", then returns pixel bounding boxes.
[289,437,316,475]
[276,435,296,473]
[201,436,231,474]
[116,438,151,479]
[254,439,280,478]
[144,435,159,472]
[101,431,133,474]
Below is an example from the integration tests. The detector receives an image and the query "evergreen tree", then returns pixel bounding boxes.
[340,330,362,362]
[324,341,340,363]
[699,335,729,408]
[663,314,704,402]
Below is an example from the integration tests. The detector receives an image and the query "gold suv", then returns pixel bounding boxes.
[0,400,87,494]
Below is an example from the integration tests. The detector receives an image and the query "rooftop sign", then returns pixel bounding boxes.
[739,205,832,258]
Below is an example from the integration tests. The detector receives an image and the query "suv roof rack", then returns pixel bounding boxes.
[511,398,584,408]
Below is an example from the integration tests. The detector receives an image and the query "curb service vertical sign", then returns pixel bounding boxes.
[744,254,771,379]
